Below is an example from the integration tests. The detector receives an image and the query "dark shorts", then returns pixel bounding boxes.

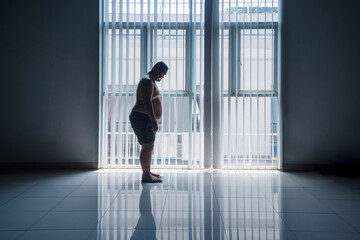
[129,111,156,145]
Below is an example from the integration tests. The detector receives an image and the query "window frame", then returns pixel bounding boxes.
[104,21,278,97]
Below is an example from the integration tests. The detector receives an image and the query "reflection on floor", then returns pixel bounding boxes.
[0,170,360,240]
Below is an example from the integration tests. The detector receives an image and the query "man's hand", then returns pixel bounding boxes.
[151,121,158,132]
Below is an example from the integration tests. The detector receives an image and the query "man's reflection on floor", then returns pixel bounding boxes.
[130,183,157,240]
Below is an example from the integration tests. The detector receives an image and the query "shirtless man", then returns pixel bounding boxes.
[129,62,168,183]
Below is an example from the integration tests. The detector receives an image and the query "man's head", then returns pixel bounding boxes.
[149,61,168,81]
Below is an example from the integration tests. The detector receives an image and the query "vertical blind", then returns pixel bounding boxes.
[219,0,279,169]
[100,0,279,169]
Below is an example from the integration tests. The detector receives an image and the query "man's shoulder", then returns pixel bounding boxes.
[140,74,151,82]
[143,74,151,80]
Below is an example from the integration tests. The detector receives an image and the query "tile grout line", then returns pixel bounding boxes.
[14,171,65,240]
[251,173,299,240]
[209,172,229,240]
[14,172,100,240]
[314,194,360,234]
[86,171,133,240]
[156,171,170,239]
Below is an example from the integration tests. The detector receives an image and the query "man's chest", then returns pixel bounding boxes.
[153,84,160,97]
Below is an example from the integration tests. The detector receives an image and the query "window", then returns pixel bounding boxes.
[100,0,280,169]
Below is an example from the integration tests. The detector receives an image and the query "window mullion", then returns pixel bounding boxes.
[149,26,153,69]
[140,25,147,76]
[274,27,278,94]
[229,25,236,95]
[185,25,192,95]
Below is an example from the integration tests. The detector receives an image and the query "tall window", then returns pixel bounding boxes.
[219,0,279,169]
[100,0,279,169]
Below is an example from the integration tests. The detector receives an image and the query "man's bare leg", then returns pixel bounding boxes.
[140,142,161,182]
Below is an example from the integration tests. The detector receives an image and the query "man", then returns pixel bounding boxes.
[129,61,168,183]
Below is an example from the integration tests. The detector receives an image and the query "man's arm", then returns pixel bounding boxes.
[140,79,158,132]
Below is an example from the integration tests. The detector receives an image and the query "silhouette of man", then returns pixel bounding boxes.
[129,61,168,183]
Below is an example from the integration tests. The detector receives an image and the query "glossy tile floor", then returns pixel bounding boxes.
[0,170,360,240]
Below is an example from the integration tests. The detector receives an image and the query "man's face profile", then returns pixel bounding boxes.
[155,70,167,81]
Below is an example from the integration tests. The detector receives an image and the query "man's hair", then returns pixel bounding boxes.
[149,61,168,74]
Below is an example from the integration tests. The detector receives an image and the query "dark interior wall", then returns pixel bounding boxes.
[281,0,360,169]
[0,0,99,168]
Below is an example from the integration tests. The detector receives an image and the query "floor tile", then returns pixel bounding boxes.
[211,174,254,187]
[213,185,264,198]
[217,197,274,212]
[254,174,302,188]
[38,176,88,186]
[68,186,121,197]
[0,212,46,230]
[221,211,287,230]
[88,229,145,240]
[1,170,360,239]
[163,195,215,212]
[0,198,11,207]
[0,186,32,197]
[340,214,360,232]
[275,197,332,213]
[17,230,92,240]
[293,231,360,240]
[160,210,223,229]
[227,229,296,240]
[158,229,228,240]
[0,172,49,186]
[306,187,360,200]
[321,200,360,214]
[31,211,99,230]
[280,213,355,232]
[0,197,63,212]
[98,210,163,230]
[109,193,167,212]
[0,231,24,240]
[290,174,338,188]
[52,196,110,212]
[18,186,76,198]
[81,174,130,186]
[265,187,315,199]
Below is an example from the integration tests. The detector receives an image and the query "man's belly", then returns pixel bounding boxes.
[152,98,162,120]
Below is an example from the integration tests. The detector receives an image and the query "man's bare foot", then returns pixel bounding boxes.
[150,171,161,178]
[142,174,162,183]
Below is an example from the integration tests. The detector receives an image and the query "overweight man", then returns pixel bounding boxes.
[129,61,168,183]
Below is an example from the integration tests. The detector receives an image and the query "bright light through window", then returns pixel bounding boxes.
[100,0,279,169]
